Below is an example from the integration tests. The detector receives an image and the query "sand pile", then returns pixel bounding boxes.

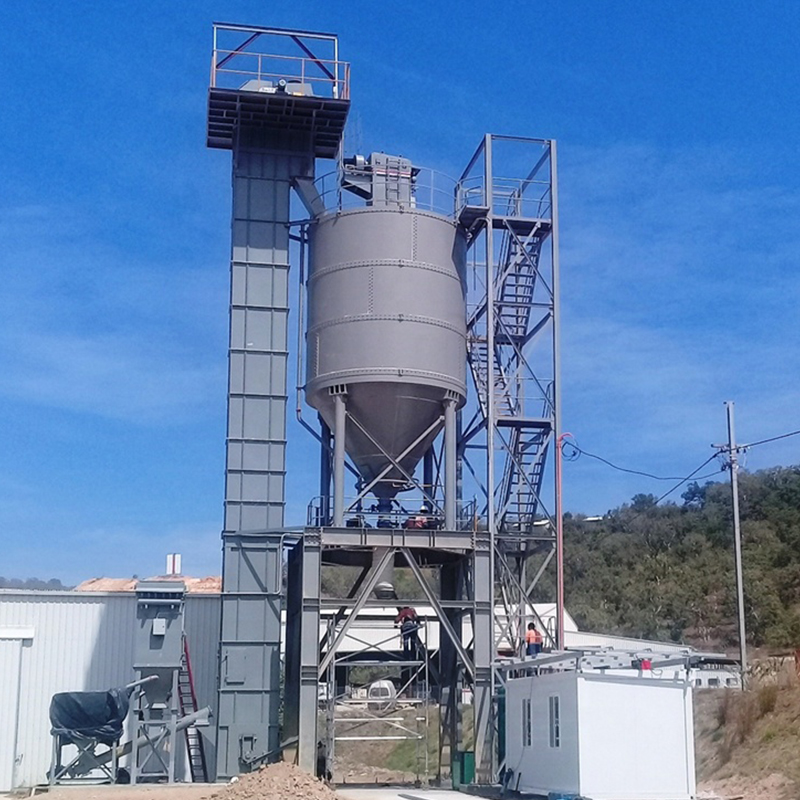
[213,762,336,800]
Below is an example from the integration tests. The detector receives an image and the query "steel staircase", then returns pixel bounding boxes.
[467,213,553,533]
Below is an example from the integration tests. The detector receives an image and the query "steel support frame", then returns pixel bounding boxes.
[131,671,180,784]
[285,527,490,781]
[458,135,561,779]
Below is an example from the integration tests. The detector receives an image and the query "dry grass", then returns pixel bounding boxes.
[758,683,779,716]
[695,664,800,799]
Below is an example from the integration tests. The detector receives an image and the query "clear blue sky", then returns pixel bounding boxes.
[1,1,798,584]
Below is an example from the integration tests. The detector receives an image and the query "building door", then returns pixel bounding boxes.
[0,638,23,792]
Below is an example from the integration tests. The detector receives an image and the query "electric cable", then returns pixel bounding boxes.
[563,441,695,482]
[650,453,720,505]
[739,428,800,450]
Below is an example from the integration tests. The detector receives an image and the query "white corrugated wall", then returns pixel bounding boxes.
[0,591,219,791]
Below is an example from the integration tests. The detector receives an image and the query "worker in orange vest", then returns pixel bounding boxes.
[525,622,543,656]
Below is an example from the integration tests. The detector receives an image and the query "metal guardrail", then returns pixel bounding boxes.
[211,49,350,99]
[314,166,459,217]
[210,23,350,100]
[307,496,478,531]
[457,175,552,219]
[313,170,552,220]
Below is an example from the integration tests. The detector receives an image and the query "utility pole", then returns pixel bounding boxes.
[717,401,748,689]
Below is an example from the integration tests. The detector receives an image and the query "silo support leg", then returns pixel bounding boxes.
[333,393,346,527]
[444,398,457,529]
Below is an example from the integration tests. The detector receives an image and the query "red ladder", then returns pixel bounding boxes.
[178,635,209,782]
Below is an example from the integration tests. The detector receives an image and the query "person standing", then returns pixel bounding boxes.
[396,606,419,659]
[525,622,542,656]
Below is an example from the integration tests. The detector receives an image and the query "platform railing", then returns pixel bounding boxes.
[314,165,458,217]
[457,175,552,220]
[307,496,478,531]
[211,49,350,100]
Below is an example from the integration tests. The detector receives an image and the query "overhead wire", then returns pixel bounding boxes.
[650,453,721,505]
[739,428,800,450]
[563,442,696,482]
[564,421,800,490]
[560,423,798,522]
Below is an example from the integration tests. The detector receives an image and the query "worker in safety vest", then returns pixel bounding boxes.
[405,503,432,529]
[525,622,543,656]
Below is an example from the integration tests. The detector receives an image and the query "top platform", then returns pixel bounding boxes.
[206,23,350,158]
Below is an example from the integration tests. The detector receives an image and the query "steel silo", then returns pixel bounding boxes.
[306,165,467,505]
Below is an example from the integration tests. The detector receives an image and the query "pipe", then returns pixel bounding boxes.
[423,449,434,502]
[319,416,332,525]
[555,433,572,650]
[69,707,212,775]
[124,675,158,691]
[333,392,346,526]
[444,398,457,530]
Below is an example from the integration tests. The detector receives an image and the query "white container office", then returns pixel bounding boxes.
[504,669,695,800]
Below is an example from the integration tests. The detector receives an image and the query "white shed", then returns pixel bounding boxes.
[504,669,695,800]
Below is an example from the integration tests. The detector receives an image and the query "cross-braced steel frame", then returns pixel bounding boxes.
[458,135,561,667]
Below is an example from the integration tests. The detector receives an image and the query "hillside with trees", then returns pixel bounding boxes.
[0,577,73,590]
[560,465,800,650]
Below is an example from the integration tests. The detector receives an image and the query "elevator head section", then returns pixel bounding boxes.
[305,153,467,501]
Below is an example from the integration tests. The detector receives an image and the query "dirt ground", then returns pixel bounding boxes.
[698,772,796,800]
[43,787,215,800]
[37,763,340,800]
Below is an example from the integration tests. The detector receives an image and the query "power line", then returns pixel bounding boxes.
[564,443,693,481]
[566,420,799,485]
[740,428,800,450]
[652,454,721,505]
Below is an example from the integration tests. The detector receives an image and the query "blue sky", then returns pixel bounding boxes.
[1,1,798,584]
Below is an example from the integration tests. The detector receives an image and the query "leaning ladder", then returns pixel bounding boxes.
[178,635,209,782]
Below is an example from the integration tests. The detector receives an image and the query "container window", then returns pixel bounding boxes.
[522,697,532,747]
[548,695,560,748]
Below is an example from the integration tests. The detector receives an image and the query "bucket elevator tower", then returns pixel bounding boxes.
[207,23,560,786]
[206,24,350,779]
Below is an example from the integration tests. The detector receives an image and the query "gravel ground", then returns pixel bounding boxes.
[41,763,337,800]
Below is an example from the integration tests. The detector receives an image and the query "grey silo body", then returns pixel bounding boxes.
[306,207,468,498]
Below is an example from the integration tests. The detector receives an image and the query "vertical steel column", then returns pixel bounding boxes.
[168,671,178,783]
[473,134,495,780]
[444,398,457,530]
[438,561,464,781]
[298,532,322,770]
[332,392,347,526]
[550,140,564,650]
